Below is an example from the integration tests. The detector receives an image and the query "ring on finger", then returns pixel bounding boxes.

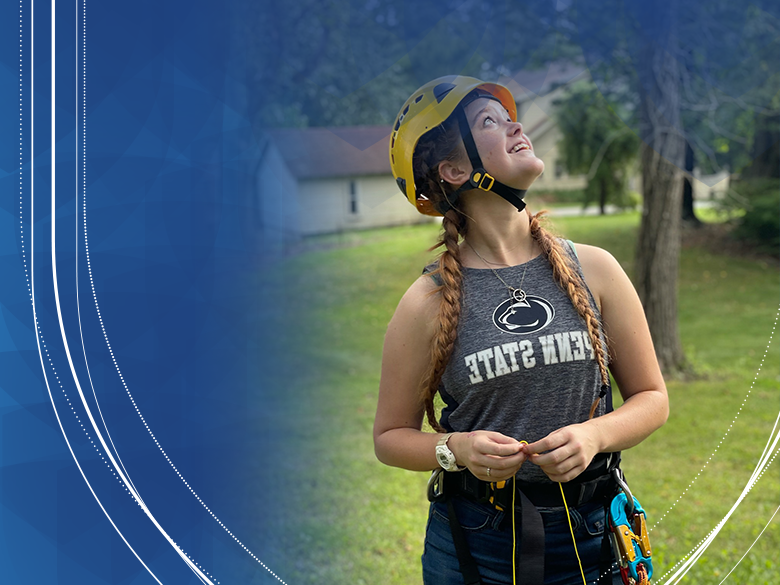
[486,467,491,478]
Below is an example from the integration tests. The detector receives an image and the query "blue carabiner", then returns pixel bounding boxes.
[609,492,653,582]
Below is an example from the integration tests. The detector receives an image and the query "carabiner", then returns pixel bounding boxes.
[612,468,635,517]
[608,469,653,584]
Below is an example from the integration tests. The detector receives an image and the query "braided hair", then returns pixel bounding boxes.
[412,107,610,433]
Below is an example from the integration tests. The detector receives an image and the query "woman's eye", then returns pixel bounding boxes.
[483,116,495,126]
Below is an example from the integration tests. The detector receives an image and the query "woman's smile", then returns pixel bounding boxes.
[463,97,544,190]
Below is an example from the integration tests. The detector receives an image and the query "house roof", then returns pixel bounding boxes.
[266,64,588,181]
[266,125,392,180]
[500,62,589,102]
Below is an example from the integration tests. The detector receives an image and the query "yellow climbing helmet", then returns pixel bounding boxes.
[389,75,518,216]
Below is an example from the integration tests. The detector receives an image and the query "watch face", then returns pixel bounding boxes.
[436,446,454,470]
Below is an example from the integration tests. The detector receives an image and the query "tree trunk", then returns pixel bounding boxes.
[600,177,607,215]
[682,140,702,225]
[635,40,688,375]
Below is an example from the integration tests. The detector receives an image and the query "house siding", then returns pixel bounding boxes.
[297,176,433,236]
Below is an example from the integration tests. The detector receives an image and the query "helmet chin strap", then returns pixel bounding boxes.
[434,105,527,216]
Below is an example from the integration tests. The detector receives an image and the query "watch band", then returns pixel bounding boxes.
[436,433,465,471]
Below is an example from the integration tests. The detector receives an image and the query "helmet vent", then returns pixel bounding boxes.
[414,94,424,103]
[433,82,456,103]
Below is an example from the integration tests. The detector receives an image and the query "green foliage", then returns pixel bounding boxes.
[719,178,780,254]
[239,0,567,129]
[554,81,639,213]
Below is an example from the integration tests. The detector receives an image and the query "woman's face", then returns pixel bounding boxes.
[461,97,545,190]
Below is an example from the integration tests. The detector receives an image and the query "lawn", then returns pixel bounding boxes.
[262,212,779,585]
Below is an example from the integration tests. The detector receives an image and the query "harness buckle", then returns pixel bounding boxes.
[427,468,445,502]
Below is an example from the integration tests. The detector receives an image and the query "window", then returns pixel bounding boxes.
[349,181,358,214]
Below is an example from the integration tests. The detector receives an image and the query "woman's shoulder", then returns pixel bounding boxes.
[387,274,439,340]
[565,242,627,308]
[403,273,440,307]
[568,242,620,270]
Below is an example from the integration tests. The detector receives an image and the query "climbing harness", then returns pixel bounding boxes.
[607,468,653,585]
[427,452,620,585]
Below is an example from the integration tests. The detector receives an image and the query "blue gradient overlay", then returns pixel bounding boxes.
[2,1,292,583]
[0,1,778,584]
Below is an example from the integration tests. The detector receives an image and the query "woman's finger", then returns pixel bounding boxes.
[481,451,526,471]
[528,443,575,467]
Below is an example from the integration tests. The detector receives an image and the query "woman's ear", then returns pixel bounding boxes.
[438,158,470,187]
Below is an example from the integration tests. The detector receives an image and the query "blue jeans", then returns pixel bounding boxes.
[422,495,621,585]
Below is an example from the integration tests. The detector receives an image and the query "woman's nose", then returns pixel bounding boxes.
[508,120,523,135]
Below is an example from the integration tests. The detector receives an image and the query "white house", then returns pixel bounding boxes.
[264,126,433,236]
[261,64,729,237]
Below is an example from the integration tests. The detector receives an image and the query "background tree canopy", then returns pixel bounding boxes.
[554,81,640,214]
[238,0,580,130]
[239,0,780,372]
[240,0,778,184]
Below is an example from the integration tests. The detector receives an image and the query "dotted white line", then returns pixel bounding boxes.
[20,0,26,302]
[78,4,224,584]
[588,450,779,585]
[588,306,780,584]
[18,0,136,517]
[75,5,286,582]
[650,307,779,532]
[20,5,165,585]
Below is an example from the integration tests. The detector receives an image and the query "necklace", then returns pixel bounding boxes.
[465,238,534,303]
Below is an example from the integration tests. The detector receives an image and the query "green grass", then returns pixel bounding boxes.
[261,214,779,585]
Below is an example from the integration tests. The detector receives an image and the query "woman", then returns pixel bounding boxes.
[373,75,668,585]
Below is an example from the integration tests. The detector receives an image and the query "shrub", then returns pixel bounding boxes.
[728,179,780,255]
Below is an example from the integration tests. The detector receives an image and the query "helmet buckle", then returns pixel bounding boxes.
[472,170,495,192]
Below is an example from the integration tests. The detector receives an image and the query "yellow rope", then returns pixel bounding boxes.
[512,477,517,585]
[511,441,528,585]
[509,440,589,585]
[559,482,587,585]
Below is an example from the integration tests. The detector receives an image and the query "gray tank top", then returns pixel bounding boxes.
[426,240,608,484]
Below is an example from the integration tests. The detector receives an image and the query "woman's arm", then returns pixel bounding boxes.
[373,276,526,481]
[524,244,669,482]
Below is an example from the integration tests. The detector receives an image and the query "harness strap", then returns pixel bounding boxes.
[516,487,545,585]
[444,486,545,585]
[432,107,527,216]
[446,498,484,585]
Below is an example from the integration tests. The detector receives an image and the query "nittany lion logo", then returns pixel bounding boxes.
[492,294,555,334]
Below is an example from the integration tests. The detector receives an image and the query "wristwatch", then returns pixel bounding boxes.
[435,433,464,472]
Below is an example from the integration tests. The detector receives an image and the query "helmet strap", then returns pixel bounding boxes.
[435,105,527,216]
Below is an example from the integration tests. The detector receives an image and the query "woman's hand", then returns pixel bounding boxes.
[449,431,527,482]
[522,423,602,483]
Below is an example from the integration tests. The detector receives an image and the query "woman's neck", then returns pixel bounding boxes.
[459,197,539,267]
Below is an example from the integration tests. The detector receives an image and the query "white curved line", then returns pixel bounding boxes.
[30,2,160,580]
[717,504,780,585]
[70,3,288,582]
[46,2,214,582]
[73,16,144,507]
[652,309,779,530]
[656,409,780,585]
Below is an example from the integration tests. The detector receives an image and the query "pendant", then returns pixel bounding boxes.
[511,288,526,303]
